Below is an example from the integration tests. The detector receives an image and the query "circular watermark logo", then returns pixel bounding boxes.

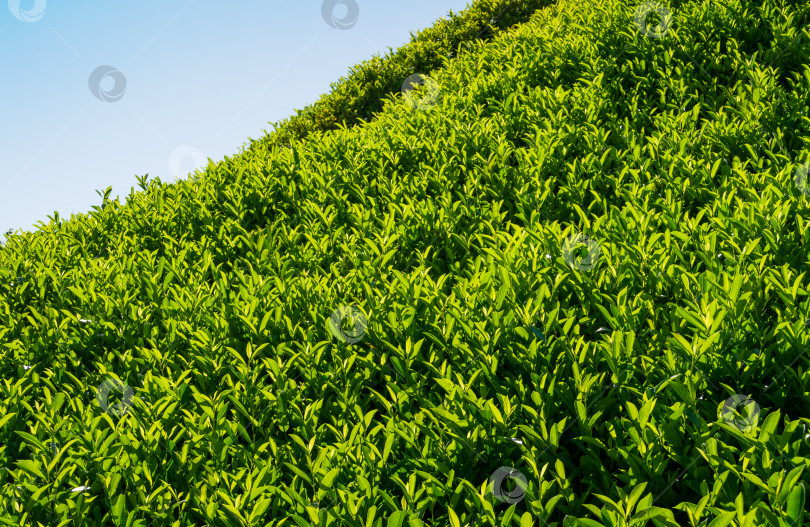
[96,378,134,417]
[562,233,601,271]
[8,0,45,22]
[321,0,359,30]
[794,161,810,197]
[401,74,440,111]
[489,466,527,504]
[721,394,760,432]
[88,66,127,103]
[633,2,673,39]
[169,146,206,178]
[327,305,367,344]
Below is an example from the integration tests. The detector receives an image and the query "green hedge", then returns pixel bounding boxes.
[2,0,810,525]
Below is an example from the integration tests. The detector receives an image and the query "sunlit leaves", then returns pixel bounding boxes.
[1,0,810,524]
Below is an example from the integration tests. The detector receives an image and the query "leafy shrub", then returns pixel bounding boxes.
[244,0,556,154]
[1,0,810,525]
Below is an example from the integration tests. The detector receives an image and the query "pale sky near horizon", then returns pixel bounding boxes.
[0,0,471,237]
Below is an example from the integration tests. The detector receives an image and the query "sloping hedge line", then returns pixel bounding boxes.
[2,0,810,525]
[244,0,555,154]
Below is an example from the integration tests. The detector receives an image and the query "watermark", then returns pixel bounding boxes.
[321,0,359,30]
[8,0,45,22]
[633,2,673,39]
[96,378,134,417]
[562,233,601,271]
[327,304,368,344]
[488,466,527,504]
[88,66,127,103]
[169,146,206,179]
[401,74,441,111]
[720,394,760,433]
[794,161,810,197]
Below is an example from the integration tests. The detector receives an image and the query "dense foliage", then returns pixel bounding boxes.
[2,0,810,525]
[244,0,554,153]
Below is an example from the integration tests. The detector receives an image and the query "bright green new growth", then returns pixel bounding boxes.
[1,0,810,525]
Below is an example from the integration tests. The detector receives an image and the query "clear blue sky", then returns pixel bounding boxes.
[0,0,471,235]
